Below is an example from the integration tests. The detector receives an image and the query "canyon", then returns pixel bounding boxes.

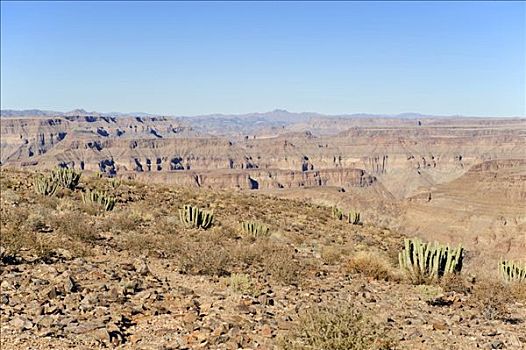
[1,110,525,264]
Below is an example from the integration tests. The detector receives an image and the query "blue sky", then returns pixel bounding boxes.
[1,1,524,116]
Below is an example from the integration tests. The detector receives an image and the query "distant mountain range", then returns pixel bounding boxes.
[0,108,158,118]
[3,108,521,136]
[0,108,448,120]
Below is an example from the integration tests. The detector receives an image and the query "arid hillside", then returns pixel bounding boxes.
[264,158,526,270]
[1,169,525,349]
[1,112,524,271]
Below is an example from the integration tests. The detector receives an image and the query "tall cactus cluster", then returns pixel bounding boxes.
[82,189,116,211]
[33,175,59,196]
[110,178,122,189]
[179,204,214,229]
[348,210,360,225]
[241,221,270,238]
[398,238,464,283]
[499,260,526,283]
[51,167,81,190]
[332,206,361,225]
[332,207,344,220]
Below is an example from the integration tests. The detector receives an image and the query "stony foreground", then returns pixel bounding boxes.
[2,252,525,349]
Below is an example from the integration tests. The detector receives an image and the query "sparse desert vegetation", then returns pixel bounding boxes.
[1,168,524,349]
[2,0,524,348]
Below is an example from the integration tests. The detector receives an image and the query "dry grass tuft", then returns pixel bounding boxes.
[439,273,471,294]
[177,237,233,276]
[510,282,526,302]
[279,303,397,350]
[320,245,349,265]
[259,241,304,286]
[470,278,511,320]
[228,273,258,295]
[344,250,398,281]
[51,211,98,243]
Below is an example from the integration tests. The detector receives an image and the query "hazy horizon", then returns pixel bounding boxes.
[1,1,525,117]
[2,107,525,119]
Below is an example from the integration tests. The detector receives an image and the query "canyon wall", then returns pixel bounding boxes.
[1,115,524,197]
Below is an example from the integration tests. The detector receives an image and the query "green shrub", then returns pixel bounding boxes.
[228,273,255,295]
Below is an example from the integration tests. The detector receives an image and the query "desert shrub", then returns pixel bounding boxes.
[55,197,81,212]
[25,208,52,232]
[415,284,443,301]
[440,274,470,294]
[1,189,20,205]
[121,232,172,257]
[1,229,55,260]
[177,239,232,276]
[279,303,397,350]
[51,212,98,243]
[150,215,181,236]
[108,210,147,232]
[345,250,397,281]
[38,195,61,210]
[228,273,256,295]
[470,279,510,320]
[230,242,265,267]
[510,282,526,302]
[1,207,56,260]
[261,243,303,286]
[321,245,346,265]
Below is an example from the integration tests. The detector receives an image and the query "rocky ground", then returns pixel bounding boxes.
[1,169,525,349]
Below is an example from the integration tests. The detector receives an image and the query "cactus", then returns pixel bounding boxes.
[499,260,526,283]
[51,167,81,190]
[332,207,343,220]
[398,238,463,283]
[348,210,360,225]
[82,189,116,211]
[179,204,214,229]
[109,178,122,189]
[241,221,270,238]
[33,175,59,196]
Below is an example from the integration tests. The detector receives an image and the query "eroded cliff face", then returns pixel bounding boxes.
[126,167,375,190]
[1,115,525,197]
